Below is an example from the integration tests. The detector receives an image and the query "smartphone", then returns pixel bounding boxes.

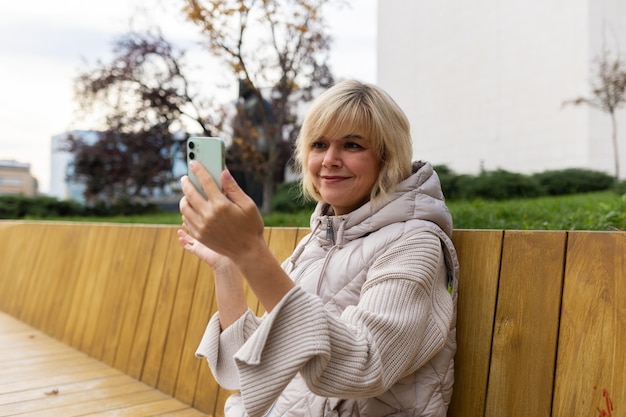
[186,137,225,198]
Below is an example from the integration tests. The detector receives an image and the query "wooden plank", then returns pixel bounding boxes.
[0,365,121,395]
[158,244,201,396]
[552,231,626,417]
[24,224,88,336]
[194,355,224,416]
[484,231,566,417]
[0,223,17,311]
[4,223,49,322]
[267,227,301,265]
[175,254,215,406]
[43,224,92,340]
[141,227,185,387]
[62,224,109,348]
[80,225,128,357]
[0,350,78,372]
[0,223,20,303]
[125,227,174,381]
[296,226,311,245]
[12,389,172,417]
[94,225,146,365]
[161,409,210,416]
[0,374,131,406]
[84,398,194,416]
[448,230,503,417]
[10,223,53,328]
[0,223,25,315]
[1,357,113,387]
[112,226,161,373]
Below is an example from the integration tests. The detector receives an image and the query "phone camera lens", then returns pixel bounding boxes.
[189,141,195,149]
[189,152,195,160]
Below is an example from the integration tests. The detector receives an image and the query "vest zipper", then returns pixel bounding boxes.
[325,216,335,245]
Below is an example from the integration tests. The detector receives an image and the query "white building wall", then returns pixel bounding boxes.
[587,0,626,177]
[378,0,626,178]
[50,131,98,202]
[49,134,73,200]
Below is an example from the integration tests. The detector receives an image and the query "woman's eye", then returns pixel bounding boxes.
[311,142,326,149]
[345,142,363,149]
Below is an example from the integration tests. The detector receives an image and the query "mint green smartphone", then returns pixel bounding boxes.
[186,137,225,198]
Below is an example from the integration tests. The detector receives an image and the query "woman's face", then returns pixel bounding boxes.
[307,129,381,215]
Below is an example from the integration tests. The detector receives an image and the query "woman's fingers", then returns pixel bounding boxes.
[189,160,222,198]
[179,164,265,261]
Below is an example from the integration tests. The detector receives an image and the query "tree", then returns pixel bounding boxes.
[183,0,338,213]
[66,128,175,201]
[565,49,626,181]
[69,30,220,202]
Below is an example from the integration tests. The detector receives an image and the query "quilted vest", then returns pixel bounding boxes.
[226,162,459,417]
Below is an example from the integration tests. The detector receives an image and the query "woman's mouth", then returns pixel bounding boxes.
[321,175,348,183]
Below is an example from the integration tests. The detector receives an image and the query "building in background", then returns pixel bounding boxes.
[50,130,99,203]
[0,160,38,196]
[378,0,626,178]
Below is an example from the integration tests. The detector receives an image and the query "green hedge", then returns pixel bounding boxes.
[435,165,617,201]
[532,168,615,195]
[0,195,159,219]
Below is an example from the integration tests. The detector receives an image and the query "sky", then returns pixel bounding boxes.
[0,0,377,194]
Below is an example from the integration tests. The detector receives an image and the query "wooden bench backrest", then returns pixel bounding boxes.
[0,221,624,417]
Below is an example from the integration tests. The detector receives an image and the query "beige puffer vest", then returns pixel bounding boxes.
[225,162,458,417]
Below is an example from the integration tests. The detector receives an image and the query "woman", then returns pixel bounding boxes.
[178,80,459,417]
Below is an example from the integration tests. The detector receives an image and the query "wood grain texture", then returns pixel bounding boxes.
[0,311,205,417]
[485,231,566,417]
[552,231,626,417]
[448,230,503,417]
[2,221,625,417]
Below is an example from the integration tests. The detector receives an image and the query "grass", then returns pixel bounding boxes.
[26,191,626,231]
[448,191,626,231]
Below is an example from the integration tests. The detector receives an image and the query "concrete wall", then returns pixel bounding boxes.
[378,0,626,178]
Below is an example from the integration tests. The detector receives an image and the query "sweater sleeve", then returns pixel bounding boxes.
[231,231,453,417]
[195,308,262,390]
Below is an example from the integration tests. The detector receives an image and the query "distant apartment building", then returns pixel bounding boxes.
[50,130,99,203]
[378,0,626,178]
[0,160,38,196]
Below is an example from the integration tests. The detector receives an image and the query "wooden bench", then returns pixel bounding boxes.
[0,221,624,417]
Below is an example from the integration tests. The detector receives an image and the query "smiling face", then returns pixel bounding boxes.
[296,81,414,210]
[307,130,381,215]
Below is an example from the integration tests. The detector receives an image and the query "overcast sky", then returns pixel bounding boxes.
[0,0,377,193]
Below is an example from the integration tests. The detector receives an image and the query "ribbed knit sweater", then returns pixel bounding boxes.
[196,161,459,417]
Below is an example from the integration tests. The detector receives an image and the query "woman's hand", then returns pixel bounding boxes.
[177,229,233,271]
[179,161,265,263]
[180,161,294,313]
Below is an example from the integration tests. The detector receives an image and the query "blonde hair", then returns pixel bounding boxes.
[295,80,413,204]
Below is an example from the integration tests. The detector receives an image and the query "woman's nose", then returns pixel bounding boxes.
[322,146,341,167]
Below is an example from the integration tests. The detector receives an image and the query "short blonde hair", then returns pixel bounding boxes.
[295,80,413,204]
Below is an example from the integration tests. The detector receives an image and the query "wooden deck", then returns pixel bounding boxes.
[0,312,207,417]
